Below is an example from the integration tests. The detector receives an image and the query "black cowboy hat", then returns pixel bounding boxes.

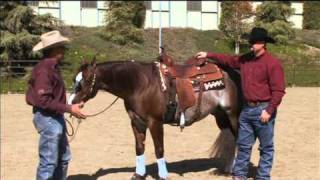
[246,27,276,44]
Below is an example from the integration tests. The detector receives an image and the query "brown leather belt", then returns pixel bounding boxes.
[246,101,268,107]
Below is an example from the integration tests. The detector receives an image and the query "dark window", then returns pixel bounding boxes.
[144,1,151,10]
[187,1,201,11]
[81,1,97,8]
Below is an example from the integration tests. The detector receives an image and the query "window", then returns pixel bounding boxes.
[81,1,97,8]
[187,1,201,11]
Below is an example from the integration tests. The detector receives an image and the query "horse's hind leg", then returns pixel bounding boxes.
[210,108,237,174]
[127,110,148,179]
[148,118,168,180]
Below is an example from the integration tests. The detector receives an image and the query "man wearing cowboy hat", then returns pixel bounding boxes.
[196,27,286,180]
[26,30,86,180]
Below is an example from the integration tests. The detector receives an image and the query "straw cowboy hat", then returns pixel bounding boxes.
[33,30,70,52]
[248,27,275,44]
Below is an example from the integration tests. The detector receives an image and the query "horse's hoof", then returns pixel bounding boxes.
[131,173,146,180]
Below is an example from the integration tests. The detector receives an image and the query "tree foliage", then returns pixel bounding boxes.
[303,1,320,30]
[0,1,60,62]
[102,1,146,45]
[255,1,295,44]
[219,1,253,54]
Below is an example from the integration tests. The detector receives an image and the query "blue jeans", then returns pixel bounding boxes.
[33,111,71,180]
[232,103,276,180]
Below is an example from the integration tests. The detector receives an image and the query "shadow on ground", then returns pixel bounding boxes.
[68,158,257,180]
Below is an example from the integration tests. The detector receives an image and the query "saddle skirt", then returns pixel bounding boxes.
[159,57,225,112]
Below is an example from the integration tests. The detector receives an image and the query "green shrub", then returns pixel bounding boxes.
[303,1,320,30]
[102,1,145,45]
[255,2,295,45]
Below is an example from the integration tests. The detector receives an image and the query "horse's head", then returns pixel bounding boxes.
[157,47,175,66]
[70,56,99,104]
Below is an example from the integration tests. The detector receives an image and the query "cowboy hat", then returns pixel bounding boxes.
[248,27,275,44]
[33,30,70,52]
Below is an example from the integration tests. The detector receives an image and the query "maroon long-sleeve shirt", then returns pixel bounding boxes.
[207,51,285,114]
[26,58,71,115]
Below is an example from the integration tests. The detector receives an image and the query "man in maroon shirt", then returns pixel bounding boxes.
[196,27,285,180]
[26,30,86,180]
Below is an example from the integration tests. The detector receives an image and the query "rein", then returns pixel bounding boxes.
[66,97,119,142]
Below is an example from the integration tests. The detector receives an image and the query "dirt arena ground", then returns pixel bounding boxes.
[1,87,319,180]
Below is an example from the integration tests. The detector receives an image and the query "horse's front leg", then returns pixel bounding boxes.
[148,118,168,180]
[127,110,148,180]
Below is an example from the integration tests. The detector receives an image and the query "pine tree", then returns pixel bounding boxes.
[102,1,146,45]
[255,2,295,44]
[219,1,253,54]
[0,1,60,63]
[303,1,320,30]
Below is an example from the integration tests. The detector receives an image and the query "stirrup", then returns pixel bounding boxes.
[180,112,185,132]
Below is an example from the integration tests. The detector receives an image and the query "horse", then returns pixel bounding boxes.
[70,54,242,180]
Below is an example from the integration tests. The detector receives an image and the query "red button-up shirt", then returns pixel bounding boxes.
[207,51,286,114]
[26,58,70,115]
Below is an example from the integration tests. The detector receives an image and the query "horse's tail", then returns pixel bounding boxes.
[209,128,236,172]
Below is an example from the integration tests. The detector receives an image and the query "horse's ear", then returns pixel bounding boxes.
[81,59,88,65]
[160,46,166,56]
[91,55,97,68]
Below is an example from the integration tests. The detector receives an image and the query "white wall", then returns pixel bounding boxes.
[97,1,107,26]
[201,1,219,30]
[202,13,218,30]
[289,2,303,29]
[169,1,187,28]
[151,12,170,28]
[60,1,81,26]
[187,11,201,30]
[98,10,107,26]
[145,10,152,28]
[81,8,98,27]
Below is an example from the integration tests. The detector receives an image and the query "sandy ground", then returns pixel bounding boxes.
[1,87,319,180]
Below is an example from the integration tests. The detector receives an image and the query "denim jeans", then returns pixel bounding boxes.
[33,111,71,180]
[232,103,276,180]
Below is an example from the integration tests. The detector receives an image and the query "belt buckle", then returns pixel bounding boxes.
[248,102,259,107]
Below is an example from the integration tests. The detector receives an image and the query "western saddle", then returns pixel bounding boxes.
[157,53,225,124]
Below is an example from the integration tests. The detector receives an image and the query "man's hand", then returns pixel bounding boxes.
[195,52,207,59]
[260,110,271,123]
[70,102,86,119]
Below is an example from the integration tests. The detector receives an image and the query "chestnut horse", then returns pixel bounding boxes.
[70,55,242,180]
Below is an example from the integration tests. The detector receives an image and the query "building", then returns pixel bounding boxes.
[28,1,304,29]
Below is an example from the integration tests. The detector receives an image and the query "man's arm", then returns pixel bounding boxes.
[265,61,286,115]
[33,70,86,119]
[196,52,241,69]
[33,70,70,114]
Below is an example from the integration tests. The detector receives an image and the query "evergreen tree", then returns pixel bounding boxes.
[255,2,295,44]
[0,1,60,62]
[303,1,320,30]
[219,1,253,54]
[102,1,146,45]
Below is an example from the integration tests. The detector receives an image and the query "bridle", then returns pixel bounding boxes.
[88,66,97,95]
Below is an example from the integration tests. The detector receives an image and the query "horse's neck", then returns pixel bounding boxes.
[96,62,150,98]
